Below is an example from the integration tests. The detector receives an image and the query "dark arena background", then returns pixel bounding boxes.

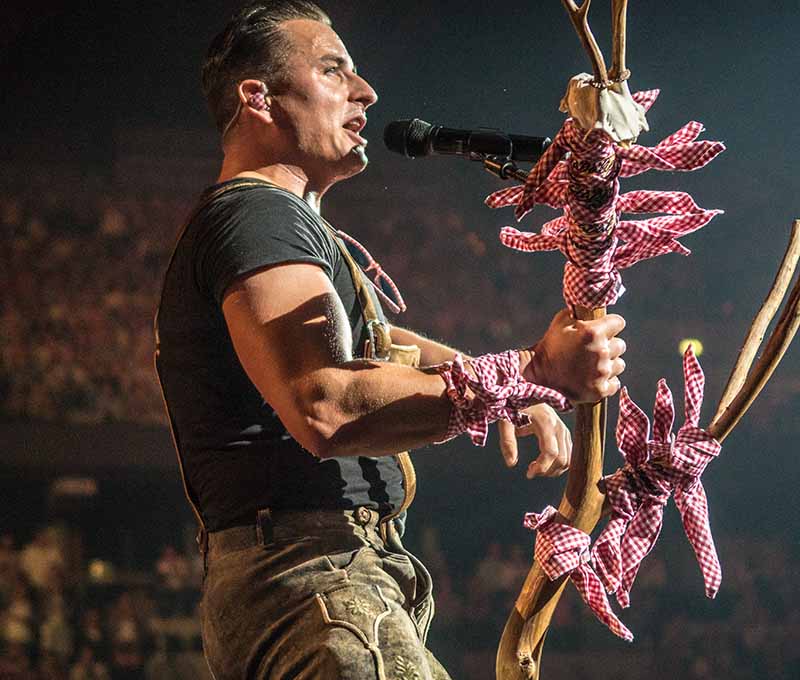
[1,1,799,679]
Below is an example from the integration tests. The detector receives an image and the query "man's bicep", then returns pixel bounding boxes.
[221,262,353,411]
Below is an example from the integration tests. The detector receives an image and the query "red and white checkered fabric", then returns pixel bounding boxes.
[592,346,722,608]
[335,228,407,313]
[486,90,725,309]
[436,351,571,446]
[524,505,634,642]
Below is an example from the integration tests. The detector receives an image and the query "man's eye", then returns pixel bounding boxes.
[325,66,339,75]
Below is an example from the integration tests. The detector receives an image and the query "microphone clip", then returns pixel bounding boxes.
[479,155,530,183]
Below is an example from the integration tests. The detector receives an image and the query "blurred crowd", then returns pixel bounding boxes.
[425,528,800,680]
[1,186,182,425]
[1,520,798,680]
[0,524,207,680]
[1,179,574,428]
[2,178,799,429]
[2,175,799,677]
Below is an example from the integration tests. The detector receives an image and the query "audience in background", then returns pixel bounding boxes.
[69,646,110,680]
[0,522,797,680]
[3,184,792,431]
[2,177,798,678]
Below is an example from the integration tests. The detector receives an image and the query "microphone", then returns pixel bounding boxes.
[384,118,550,163]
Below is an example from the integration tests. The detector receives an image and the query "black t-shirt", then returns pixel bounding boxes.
[155,178,405,532]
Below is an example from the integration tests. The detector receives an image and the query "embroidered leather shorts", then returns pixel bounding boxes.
[200,508,452,680]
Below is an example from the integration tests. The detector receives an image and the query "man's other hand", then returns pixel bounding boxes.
[498,404,572,478]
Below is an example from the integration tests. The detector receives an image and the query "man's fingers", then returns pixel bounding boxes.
[584,313,626,339]
[527,433,567,479]
[527,454,550,478]
[497,419,519,467]
[602,375,622,398]
[502,406,572,478]
[609,337,627,359]
[527,453,563,478]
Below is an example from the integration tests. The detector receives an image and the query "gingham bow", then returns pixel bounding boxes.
[437,351,571,446]
[524,505,633,641]
[486,90,725,309]
[592,347,722,608]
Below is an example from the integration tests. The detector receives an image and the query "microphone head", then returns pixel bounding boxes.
[383,118,432,158]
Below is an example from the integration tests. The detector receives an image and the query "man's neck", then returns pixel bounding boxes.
[218,161,325,215]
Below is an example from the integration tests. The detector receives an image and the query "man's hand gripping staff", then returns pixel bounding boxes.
[435,311,627,447]
[494,311,625,480]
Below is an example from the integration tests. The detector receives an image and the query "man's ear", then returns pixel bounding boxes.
[238,79,273,119]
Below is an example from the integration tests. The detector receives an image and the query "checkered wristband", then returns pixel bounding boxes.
[436,350,572,446]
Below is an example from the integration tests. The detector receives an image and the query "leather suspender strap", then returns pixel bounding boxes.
[325,226,393,360]
[154,181,269,545]
[322,224,417,520]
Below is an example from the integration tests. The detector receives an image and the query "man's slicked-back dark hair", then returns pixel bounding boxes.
[201,1,331,135]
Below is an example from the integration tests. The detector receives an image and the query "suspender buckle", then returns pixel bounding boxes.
[365,319,392,361]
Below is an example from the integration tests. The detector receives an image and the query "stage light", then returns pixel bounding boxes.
[88,559,115,584]
[679,338,704,356]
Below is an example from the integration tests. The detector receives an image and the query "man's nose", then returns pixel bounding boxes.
[351,73,378,109]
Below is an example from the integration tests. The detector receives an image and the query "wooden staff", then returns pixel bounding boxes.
[498,3,625,678]
[497,317,609,680]
[495,0,795,675]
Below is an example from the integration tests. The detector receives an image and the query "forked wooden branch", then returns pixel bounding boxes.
[496,221,800,680]
[711,219,800,438]
[493,5,795,679]
[709,220,800,441]
[497,5,629,676]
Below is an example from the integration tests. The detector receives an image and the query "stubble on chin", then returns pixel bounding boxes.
[332,146,369,181]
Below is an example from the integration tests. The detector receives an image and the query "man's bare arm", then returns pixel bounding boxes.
[391,324,574,479]
[222,263,457,459]
[223,263,625,461]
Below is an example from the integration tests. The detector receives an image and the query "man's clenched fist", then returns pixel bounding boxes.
[523,309,627,403]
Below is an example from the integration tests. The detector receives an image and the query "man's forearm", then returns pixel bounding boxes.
[303,347,537,459]
[298,327,479,458]
[388,325,470,366]
[300,360,453,458]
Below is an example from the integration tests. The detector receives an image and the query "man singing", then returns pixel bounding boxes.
[154,2,627,678]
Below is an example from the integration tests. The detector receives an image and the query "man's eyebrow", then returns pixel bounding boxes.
[320,54,357,73]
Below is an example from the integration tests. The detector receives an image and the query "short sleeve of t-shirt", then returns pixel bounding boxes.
[194,184,339,306]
